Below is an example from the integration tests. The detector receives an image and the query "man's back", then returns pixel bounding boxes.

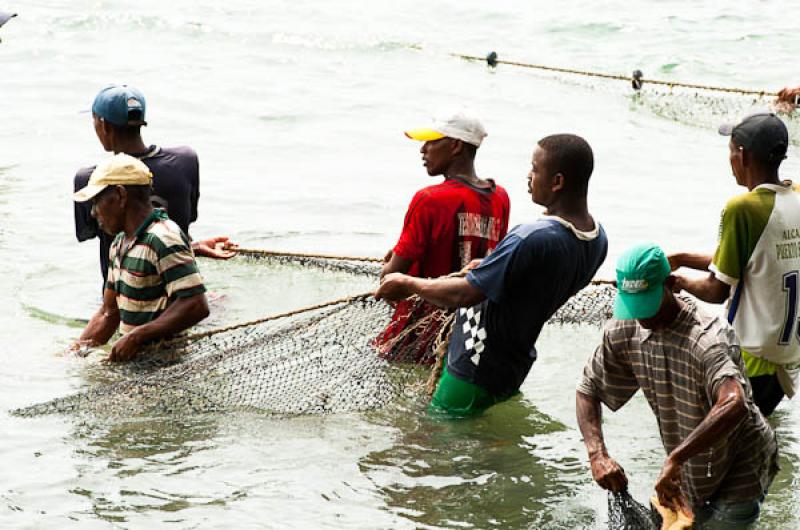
[394,178,510,279]
[74,145,199,280]
[448,217,608,397]
[712,182,800,391]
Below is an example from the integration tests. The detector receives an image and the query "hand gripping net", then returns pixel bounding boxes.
[13,256,616,418]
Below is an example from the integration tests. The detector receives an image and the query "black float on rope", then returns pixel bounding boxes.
[486,51,498,68]
[632,69,644,90]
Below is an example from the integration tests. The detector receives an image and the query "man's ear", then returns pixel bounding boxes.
[664,274,677,290]
[552,172,565,193]
[451,138,464,156]
[115,185,127,208]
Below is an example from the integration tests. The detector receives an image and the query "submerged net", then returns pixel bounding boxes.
[13,255,616,418]
[607,491,659,530]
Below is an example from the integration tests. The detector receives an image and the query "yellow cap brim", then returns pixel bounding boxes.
[73,183,108,203]
[404,128,446,141]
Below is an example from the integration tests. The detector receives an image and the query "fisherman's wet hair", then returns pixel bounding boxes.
[538,134,594,195]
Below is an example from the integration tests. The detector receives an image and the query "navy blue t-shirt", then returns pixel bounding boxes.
[73,145,200,282]
[446,218,608,398]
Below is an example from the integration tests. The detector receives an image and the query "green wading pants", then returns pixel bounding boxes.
[429,367,511,416]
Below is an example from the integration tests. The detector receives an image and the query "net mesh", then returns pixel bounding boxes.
[13,256,616,418]
[607,491,659,530]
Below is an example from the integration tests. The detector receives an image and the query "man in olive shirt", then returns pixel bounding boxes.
[577,243,777,527]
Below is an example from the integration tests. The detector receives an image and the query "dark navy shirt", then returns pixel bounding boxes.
[73,145,200,282]
[446,217,608,397]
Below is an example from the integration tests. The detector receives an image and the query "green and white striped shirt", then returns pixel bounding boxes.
[106,209,206,334]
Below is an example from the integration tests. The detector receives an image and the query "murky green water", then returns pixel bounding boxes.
[1,1,799,528]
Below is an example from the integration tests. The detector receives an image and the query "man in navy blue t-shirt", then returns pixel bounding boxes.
[376,133,608,414]
[74,85,237,285]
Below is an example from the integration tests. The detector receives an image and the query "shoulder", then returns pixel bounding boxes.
[723,188,774,217]
[145,218,190,251]
[159,145,198,160]
[683,300,738,353]
[511,219,565,243]
[492,183,510,204]
[74,165,96,187]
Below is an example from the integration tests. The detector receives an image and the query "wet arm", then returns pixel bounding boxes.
[130,293,209,343]
[665,377,746,467]
[577,390,628,491]
[77,288,120,346]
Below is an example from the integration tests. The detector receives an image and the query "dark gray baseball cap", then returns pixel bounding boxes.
[719,111,788,162]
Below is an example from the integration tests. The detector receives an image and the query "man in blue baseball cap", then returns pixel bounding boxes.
[577,243,777,527]
[74,84,238,287]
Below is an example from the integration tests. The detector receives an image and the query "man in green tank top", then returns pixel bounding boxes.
[669,112,796,416]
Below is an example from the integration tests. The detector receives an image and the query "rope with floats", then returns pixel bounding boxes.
[452,51,778,97]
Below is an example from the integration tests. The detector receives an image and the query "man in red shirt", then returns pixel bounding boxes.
[377,111,510,362]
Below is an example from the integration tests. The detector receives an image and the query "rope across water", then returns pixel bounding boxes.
[451,52,779,97]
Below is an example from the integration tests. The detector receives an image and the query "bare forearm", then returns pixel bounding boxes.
[381,252,412,280]
[79,307,119,346]
[668,379,746,466]
[670,252,713,271]
[677,273,730,304]
[577,391,608,459]
[132,295,209,343]
[409,276,485,308]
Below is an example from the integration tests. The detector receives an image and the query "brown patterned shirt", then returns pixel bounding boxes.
[577,297,778,505]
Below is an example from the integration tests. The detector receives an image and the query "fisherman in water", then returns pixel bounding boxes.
[577,243,777,528]
[375,110,509,363]
[377,133,606,414]
[669,112,797,416]
[74,84,237,290]
[72,154,209,361]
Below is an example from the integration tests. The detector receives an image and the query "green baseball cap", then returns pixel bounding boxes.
[614,243,671,320]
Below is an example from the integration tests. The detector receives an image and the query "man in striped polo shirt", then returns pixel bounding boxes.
[577,243,777,527]
[72,154,209,361]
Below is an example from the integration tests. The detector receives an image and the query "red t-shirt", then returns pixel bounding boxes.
[377,178,510,363]
[393,178,510,278]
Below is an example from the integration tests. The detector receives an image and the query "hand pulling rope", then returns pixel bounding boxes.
[452,51,778,97]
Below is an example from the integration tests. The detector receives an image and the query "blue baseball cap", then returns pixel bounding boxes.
[92,85,147,127]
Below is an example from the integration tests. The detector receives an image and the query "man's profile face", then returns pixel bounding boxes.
[529,146,553,206]
[91,186,124,235]
[420,137,454,176]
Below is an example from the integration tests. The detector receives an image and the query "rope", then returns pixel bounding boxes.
[234,247,382,263]
[426,312,455,396]
[452,52,778,97]
[157,291,375,348]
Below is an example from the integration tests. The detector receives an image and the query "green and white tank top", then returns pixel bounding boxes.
[710,182,800,397]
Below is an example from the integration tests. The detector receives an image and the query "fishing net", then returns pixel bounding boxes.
[12,255,616,418]
[607,491,659,530]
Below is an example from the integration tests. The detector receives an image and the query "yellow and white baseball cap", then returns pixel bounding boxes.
[73,153,153,202]
[405,109,487,147]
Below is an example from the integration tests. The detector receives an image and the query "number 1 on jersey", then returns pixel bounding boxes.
[780,271,800,345]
